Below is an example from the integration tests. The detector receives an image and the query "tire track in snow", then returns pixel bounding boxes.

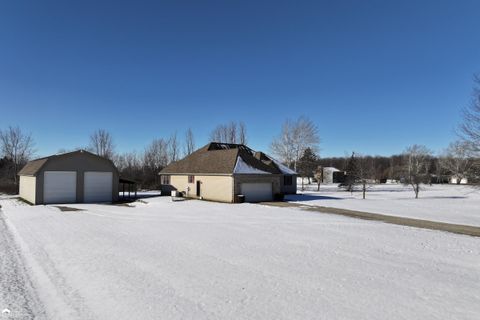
[0,209,46,319]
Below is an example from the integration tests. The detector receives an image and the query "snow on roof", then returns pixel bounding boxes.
[324,167,340,172]
[271,158,297,175]
[233,156,271,174]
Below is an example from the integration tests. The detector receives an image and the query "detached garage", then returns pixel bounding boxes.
[18,150,119,205]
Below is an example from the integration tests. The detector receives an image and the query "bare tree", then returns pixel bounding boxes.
[270,116,320,171]
[0,126,35,183]
[114,151,142,182]
[184,128,196,156]
[209,121,247,144]
[356,154,375,199]
[314,166,323,191]
[403,145,432,198]
[227,122,237,143]
[460,74,480,152]
[143,139,169,186]
[168,132,180,163]
[89,129,115,160]
[439,140,476,184]
[144,139,169,172]
[210,124,226,143]
[238,122,247,144]
[270,120,294,168]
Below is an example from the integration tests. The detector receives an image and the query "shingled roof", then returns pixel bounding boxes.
[159,142,296,175]
[17,157,50,176]
[18,150,115,176]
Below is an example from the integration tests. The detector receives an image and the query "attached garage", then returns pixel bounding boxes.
[18,150,119,205]
[240,183,273,202]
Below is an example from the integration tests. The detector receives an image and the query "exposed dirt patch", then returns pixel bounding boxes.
[54,206,84,212]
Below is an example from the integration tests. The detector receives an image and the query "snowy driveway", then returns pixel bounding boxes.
[1,197,480,320]
[0,207,45,319]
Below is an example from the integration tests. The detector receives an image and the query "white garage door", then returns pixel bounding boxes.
[84,171,113,203]
[44,171,77,204]
[240,183,273,202]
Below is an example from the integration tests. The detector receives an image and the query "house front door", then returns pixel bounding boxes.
[196,181,201,197]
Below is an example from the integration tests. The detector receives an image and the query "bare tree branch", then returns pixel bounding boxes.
[168,132,180,163]
[184,128,196,156]
[402,145,432,198]
[0,126,35,183]
[439,140,476,184]
[89,129,115,160]
[460,74,480,153]
[209,121,248,144]
[270,116,320,171]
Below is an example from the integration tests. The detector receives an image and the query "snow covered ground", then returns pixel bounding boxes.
[288,183,480,227]
[0,195,479,319]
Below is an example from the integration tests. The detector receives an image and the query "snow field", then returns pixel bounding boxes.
[288,183,480,226]
[0,196,479,319]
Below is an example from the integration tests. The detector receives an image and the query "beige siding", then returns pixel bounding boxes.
[170,175,234,202]
[19,176,36,204]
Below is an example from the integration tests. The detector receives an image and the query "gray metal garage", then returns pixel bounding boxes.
[18,150,119,205]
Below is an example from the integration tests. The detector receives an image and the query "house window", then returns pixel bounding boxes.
[284,175,293,186]
[161,175,170,185]
[188,175,195,183]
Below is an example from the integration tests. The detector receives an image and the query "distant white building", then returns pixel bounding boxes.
[450,176,468,184]
[322,167,341,184]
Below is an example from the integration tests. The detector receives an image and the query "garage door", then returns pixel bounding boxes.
[84,171,113,203]
[240,183,273,202]
[44,171,77,204]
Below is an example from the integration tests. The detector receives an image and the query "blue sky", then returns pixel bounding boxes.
[0,0,479,157]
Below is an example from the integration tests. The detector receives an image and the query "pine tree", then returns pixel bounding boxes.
[297,148,319,190]
[345,152,359,192]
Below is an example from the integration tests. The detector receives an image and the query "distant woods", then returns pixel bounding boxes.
[2,72,480,193]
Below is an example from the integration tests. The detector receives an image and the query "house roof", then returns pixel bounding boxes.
[18,150,115,176]
[159,142,297,175]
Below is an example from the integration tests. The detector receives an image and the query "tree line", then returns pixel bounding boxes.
[294,75,480,198]
[296,142,479,199]
[1,74,480,194]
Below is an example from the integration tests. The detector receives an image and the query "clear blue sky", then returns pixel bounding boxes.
[1,0,479,157]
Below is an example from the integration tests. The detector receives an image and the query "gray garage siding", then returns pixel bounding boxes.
[19,151,119,205]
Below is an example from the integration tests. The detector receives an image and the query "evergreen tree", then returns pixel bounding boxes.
[345,152,359,192]
[297,148,319,190]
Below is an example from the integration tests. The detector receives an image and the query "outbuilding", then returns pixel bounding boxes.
[18,150,119,205]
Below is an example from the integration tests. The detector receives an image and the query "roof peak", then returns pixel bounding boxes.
[206,142,252,152]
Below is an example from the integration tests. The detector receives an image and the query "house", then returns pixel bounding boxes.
[18,150,119,205]
[159,142,297,203]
